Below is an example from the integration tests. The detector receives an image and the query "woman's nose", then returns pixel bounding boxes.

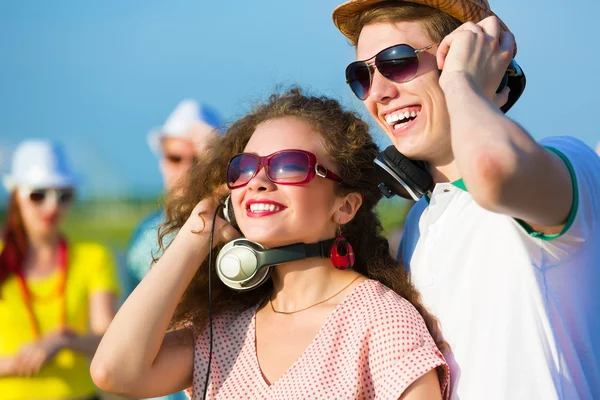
[246,165,276,192]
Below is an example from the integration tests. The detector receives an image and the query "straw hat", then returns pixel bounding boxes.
[2,140,79,191]
[333,0,511,45]
[147,99,222,155]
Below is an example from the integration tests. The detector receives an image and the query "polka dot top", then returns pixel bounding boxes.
[187,279,449,399]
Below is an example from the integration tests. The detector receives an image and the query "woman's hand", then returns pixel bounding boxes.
[185,185,241,246]
[12,330,73,376]
[91,185,239,397]
[437,16,515,104]
[0,357,17,377]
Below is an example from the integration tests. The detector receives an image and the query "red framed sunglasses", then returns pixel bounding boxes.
[346,42,437,100]
[226,149,343,189]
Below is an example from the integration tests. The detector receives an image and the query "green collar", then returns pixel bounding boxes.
[451,178,468,191]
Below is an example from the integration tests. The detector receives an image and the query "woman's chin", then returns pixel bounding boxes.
[247,237,287,249]
[242,232,295,249]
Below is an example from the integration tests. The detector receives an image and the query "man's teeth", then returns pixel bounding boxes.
[385,110,420,125]
[249,203,281,212]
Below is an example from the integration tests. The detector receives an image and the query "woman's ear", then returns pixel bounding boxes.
[333,192,363,225]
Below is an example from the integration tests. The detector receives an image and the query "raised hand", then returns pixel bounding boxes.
[437,16,515,103]
[185,184,241,246]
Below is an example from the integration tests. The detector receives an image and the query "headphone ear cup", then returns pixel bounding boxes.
[215,239,272,291]
[221,195,238,229]
[500,59,526,114]
[379,146,433,197]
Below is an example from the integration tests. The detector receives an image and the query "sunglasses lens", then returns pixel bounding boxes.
[377,45,419,83]
[29,190,46,203]
[227,154,259,188]
[268,151,311,183]
[58,189,75,205]
[165,154,183,164]
[346,62,371,100]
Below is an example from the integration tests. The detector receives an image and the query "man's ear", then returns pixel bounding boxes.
[333,192,363,224]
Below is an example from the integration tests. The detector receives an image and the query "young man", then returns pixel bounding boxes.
[333,1,600,398]
[124,99,221,400]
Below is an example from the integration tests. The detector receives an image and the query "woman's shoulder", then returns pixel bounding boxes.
[345,280,428,329]
[351,280,421,313]
[68,241,119,281]
[348,280,449,399]
[193,306,256,347]
[69,241,113,261]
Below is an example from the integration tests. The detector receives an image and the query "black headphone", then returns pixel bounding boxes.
[374,59,526,201]
[216,195,335,291]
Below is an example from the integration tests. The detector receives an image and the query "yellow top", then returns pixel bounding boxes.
[0,241,120,400]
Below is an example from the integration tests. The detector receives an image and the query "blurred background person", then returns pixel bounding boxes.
[125,99,222,298]
[596,141,600,156]
[123,100,221,400]
[0,140,120,400]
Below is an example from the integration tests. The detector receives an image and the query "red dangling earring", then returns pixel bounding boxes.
[330,225,355,270]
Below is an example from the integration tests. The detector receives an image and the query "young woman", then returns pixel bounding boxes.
[91,89,449,399]
[0,140,120,400]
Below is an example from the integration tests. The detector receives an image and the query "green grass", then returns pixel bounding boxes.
[62,199,161,250]
[62,214,144,251]
[0,198,161,251]
[375,197,412,235]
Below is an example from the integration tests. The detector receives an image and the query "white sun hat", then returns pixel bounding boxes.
[2,140,79,191]
[147,99,222,155]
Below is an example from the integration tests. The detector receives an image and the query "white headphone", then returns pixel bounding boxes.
[216,238,335,291]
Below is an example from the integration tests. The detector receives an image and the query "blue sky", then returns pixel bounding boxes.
[1,0,598,199]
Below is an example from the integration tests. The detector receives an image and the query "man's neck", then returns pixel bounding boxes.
[428,159,462,184]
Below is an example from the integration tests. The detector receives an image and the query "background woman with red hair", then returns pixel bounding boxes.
[0,140,120,400]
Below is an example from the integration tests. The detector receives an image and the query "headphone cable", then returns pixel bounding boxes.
[203,205,221,399]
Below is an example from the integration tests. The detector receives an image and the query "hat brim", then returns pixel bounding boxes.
[2,174,80,191]
[147,128,164,156]
[333,0,512,48]
[147,121,220,157]
[2,175,15,191]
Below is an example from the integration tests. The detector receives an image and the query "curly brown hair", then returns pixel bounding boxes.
[159,88,445,351]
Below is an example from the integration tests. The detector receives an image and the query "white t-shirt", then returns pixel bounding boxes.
[399,136,600,400]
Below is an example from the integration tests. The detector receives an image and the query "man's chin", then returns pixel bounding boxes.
[390,140,428,161]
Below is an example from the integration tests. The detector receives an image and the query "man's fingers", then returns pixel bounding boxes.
[478,16,501,47]
[437,26,482,70]
[437,34,453,70]
[493,86,510,109]
[499,31,516,57]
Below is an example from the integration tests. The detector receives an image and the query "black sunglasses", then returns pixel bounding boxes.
[347,42,526,113]
[346,43,437,100]
[498,59,526,113]
[164,153,198,165]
